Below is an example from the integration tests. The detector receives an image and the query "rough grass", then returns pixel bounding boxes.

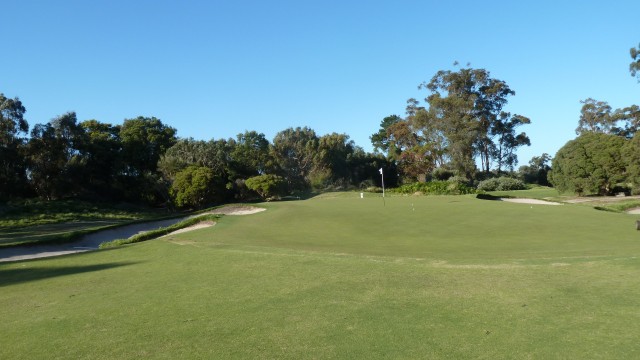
[2,193,640,358]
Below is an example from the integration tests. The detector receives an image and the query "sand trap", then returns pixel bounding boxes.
[204,205,266,216]
[500,198,562,205]
[162,221,216,237]
[627,208,640,214]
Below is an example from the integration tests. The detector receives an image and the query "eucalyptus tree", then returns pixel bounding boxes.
[420,66,523,177]
[491,112,531,172]
[575,98,614,135]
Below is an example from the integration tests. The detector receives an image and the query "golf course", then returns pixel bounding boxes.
[2,190,640,359]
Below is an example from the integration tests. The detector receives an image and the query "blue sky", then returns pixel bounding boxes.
[3,0,639,167]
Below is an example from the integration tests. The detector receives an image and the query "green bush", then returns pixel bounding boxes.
[477,177,526,191]
[170,166,217,208]
[245,174,285,200]
[392,181,476,195]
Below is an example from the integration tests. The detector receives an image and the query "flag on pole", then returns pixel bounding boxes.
[379,167,385,202]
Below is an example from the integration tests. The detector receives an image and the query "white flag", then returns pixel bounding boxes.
[379,168,383,175]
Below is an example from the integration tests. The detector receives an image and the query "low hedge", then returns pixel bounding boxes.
[392,181,476,195]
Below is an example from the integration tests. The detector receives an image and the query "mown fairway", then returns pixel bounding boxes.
[2,193,640,358]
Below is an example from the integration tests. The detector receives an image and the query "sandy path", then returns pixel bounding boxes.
[0,205,265,263]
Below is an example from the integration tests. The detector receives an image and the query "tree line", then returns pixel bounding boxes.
[0,64,540,208]
[3,43,638,207]
[0,103,395,206]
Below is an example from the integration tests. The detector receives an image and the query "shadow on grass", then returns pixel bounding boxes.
[0,261,138,287]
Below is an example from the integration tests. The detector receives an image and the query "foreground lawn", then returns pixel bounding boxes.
[2,193,640,358]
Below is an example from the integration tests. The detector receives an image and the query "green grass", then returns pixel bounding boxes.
[2,193,640,358]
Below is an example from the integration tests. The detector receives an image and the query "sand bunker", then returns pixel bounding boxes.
[627,208,640,214]
[204,205,266,216]
[500,198,562,205]
[162,221,216,237]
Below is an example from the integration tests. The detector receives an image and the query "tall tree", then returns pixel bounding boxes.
[421,66,522,177]
[230,131,271,179]
[313,133,355,187]
[271,127,319,191]
[491,112,531,172]
[0,93,29,198]
[79,120,122,197]
[576,98,614,135]
[119,116,177,176]
[370,114,403,158]
[27,112,85,199]
[611,105,640,138]
[118,116,177,204]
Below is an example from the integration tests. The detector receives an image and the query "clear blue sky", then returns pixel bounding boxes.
[3,0,639,166]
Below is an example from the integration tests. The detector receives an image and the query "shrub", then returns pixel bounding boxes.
[170,166,217,208]
[477,177,526,191]
[392,181,476,195]
[245,174,285,200]
[432,168,455,181]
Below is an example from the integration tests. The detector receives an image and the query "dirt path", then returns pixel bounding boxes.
[0,206,265,263]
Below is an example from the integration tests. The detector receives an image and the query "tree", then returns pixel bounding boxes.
[245,174,285,200]
[549,133,626,195]
[78,120,122,198]
[271,127,319,191]
[370,114,403,158]
[631,43,640,82]
[118,116,177,204]
[119,116,177,176]
[0,93,29,199]
[622,134,640,194]
[491,112,531,172]
[420,66,524,177]
[230,131,271,179]
[170,166,217,208]
[26,112,86,199]
[611,105,640,138]
[518,153,551,186]
[576,98,614,135]
[312,133,356,188]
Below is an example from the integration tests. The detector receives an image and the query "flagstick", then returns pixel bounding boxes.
[380,168,385,206]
